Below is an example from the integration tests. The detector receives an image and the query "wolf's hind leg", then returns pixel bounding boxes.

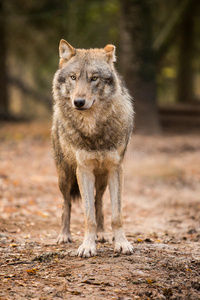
[57,170,72,243]
[95,174,108,243]
[57,199,72,243]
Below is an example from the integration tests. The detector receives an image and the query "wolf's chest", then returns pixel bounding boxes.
[69,118,125,152]
[75,149,121,172]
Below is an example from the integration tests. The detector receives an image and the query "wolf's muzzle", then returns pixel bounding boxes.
[74,98,85,109]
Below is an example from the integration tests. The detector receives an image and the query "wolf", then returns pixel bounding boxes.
[52,39,134,257]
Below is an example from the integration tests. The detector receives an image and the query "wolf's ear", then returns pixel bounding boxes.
[104,44,116,63]
[59,39,76,60]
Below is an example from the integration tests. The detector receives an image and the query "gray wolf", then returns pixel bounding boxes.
[52,39,134,257]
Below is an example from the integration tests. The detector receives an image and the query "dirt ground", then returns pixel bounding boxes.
[0,122,200,300]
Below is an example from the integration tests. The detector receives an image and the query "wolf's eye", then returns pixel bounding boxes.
[70,75,76,80]
[91,76,98,81]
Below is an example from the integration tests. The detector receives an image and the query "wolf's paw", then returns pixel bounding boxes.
[77,242,97,258]
[96,232,109,243]
[114,240,134,255]
[57,232,72,244]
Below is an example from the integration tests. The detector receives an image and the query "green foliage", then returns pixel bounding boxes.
[2,0,200,118]
[4,0,120,95]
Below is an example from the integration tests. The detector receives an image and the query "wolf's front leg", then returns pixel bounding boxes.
[76,166,97,258]
[57,170,72,244]
[109,165,134,255]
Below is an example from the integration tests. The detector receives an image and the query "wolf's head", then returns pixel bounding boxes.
[54,40,118,111]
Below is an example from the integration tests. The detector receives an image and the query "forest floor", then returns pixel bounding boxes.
[0,121,200,300]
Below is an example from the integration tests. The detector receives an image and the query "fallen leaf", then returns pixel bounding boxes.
[9,244,17,248]
[26,269,37,275]
[147,279,154,284]
[137,239,143,243]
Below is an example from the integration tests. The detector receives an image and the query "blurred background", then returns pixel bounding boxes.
[1,2,200,297]
[0,0,200,134]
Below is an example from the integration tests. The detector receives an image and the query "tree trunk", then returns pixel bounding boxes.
[176,1,197,103]
[119,0,161,134]
[0,2,9,118]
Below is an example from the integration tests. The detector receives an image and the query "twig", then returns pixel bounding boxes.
[1,261,32,267]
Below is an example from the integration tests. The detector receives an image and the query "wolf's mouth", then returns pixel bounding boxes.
[75,107,87,111]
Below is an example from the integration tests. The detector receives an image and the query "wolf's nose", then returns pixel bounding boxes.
[74,98,85,108]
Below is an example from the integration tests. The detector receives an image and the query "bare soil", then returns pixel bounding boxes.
[0,122,200,300]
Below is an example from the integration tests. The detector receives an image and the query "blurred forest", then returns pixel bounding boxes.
[0,0,200,134]
[1,2,200,297]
